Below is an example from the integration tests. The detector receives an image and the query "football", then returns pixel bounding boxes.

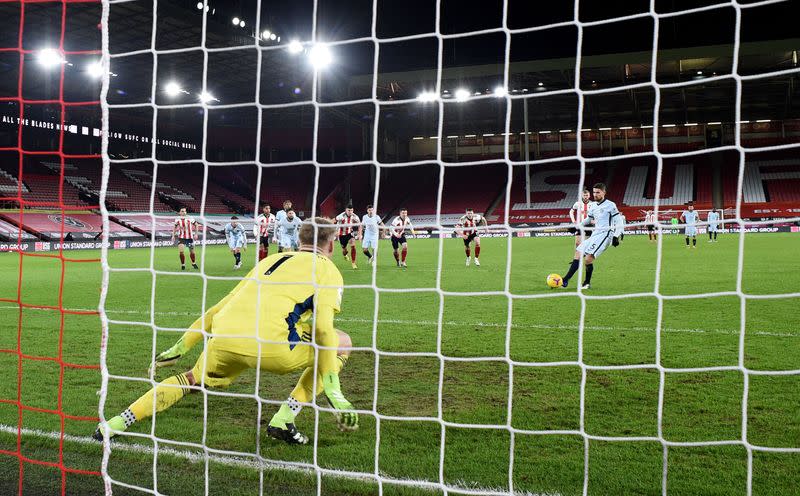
[546,273,563,288]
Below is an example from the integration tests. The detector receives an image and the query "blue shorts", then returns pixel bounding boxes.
[362,237,378,249]
[228,237,245,250]
[577,231,613,259]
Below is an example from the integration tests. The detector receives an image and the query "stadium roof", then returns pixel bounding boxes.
[0,0,797,146]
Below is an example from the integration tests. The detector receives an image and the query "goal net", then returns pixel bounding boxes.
[92,0,800,495]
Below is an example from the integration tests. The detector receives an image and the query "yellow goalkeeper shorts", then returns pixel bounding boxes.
[190,326,319,388]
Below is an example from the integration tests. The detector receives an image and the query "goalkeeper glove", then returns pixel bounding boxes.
[322,372,358,432]
[612,236,620,247]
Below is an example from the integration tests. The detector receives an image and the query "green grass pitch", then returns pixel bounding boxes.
[0,233,798,495]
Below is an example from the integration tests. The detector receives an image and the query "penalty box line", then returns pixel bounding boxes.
[0,304,796,339]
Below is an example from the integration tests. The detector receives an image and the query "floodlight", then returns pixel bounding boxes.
[165,81,182,97]
[309,44,332,69]
[199,91,217,103]
[37,49,65,68]
[493,86,507,98]
[86,61,103,78]
[454,88,470,102]
[288,40,303,54]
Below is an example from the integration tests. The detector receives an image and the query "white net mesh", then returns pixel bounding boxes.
[96,0,800,494]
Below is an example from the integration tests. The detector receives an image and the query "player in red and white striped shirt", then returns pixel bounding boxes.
[254,204,277,261]
[335,205,361,269]
[171,207,199,270]
[569,189,597,247]
[456,208,487,267]
[390,208,415,268]
[645,210,658,242]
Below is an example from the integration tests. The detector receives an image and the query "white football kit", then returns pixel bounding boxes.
[277,216,302,250]
[682,210,699,237]
[707,211,720,232]
[361,214,381,249]
[577,199,624,258]
[225,222,246,250]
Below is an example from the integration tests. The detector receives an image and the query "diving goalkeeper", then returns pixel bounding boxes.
[94,217,358,445]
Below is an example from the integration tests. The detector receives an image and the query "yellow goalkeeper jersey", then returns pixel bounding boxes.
[207,250,343,360]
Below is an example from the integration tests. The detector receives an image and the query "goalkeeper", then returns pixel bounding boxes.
[94,218,358,445]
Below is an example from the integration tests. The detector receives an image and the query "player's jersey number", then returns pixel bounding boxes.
[264,255,313,350]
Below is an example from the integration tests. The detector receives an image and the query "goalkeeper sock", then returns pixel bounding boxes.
[129,373,193,422]
[272,354,349,427]
[179,252,185,265]
[350,246,356,263]
[564,259,580,282]
[583,264,594,285]
[121,408,136,428]
[271,396,303,428]
[475,245,481,258]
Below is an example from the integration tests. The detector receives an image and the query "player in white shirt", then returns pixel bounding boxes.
[224,216,247,269]
[358,204,385,266]
[707,208,721,242]
[456,208,487,267]
[680,202,699,249]
[171,207,199,271]
[276,208,302,252]
[335,205,361,269]
[254,204,276,261]
[274,199,292,245]
[389,208,415,268]
[561,183,625,290]
[645,210,658,242]
[569,189,597,247]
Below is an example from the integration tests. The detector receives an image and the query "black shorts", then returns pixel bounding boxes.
[178,238,194,248]
[463,232,478,246]
[391,235,407,250]
[647,224,655,232]
[260,235,271,247]
[339,233,353,248]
